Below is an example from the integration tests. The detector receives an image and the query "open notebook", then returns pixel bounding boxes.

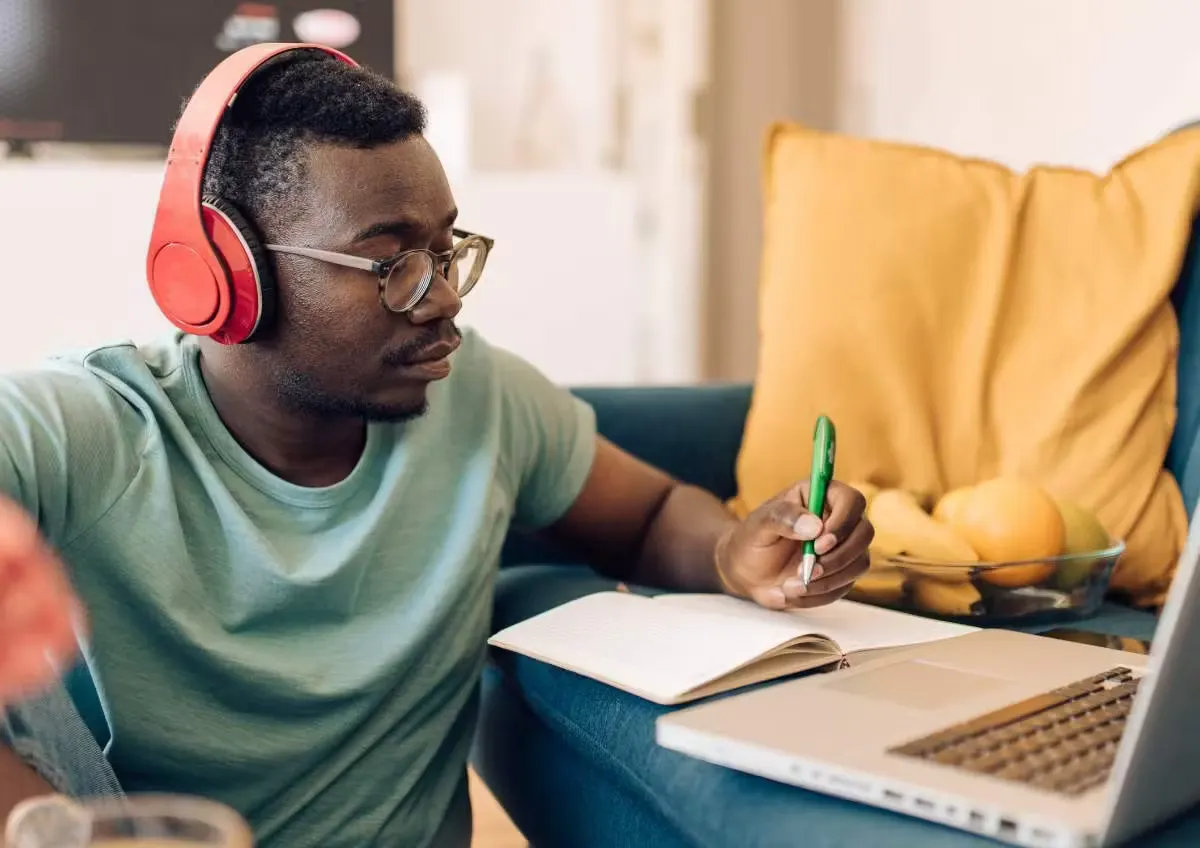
[488,592,977,705]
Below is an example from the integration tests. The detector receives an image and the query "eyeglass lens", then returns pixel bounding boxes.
[382,240,487,311]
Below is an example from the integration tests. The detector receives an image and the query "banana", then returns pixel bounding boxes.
[867,489,979,583]
[1117,637,1150,656]
[910,577,985,617]
[900,561,975,584]
[849,567,907,605]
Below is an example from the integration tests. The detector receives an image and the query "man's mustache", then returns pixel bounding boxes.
[381,321,462,366]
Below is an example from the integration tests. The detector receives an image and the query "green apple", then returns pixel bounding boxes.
[1053,499,1112,590]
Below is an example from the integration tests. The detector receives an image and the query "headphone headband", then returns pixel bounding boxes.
[146,43,358,338]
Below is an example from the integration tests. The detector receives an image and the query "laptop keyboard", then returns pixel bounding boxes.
[888,666,1140,796]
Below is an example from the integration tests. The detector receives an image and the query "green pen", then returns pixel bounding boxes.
[801,415,836,587]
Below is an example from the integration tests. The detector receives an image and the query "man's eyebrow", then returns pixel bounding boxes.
[350,219,420,244]
[351,208,460,245]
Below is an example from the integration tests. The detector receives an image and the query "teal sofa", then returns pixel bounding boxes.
[472,218,1200,844]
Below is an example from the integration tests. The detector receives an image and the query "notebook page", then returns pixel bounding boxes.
[656,595,976,653]
[487,591,826,702]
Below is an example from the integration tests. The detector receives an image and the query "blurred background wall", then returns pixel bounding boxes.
[707,0,1200,381]
[2,0,1199,384]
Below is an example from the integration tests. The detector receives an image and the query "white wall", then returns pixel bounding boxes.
[0,161,170,370]
[839,0,1200,172]
[399,0,619,172]
[398,0,710,385]
[0,159,643,384]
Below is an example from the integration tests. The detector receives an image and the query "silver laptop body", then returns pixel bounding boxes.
[656,516,1200,847]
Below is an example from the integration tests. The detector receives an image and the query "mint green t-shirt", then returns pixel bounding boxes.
[0,329,596,847]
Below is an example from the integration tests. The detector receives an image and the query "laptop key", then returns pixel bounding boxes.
[888,666,1140,796]
[891,692,1074,758]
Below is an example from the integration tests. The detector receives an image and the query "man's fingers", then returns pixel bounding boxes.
[0,498,44,563]
[774,516,873,607]
[774,554,869,608]
[785,551,871,599]
[798,480,867,545]
[0,600,79,704]
[0,498,83,702]
[748,499,823,546]
[748,583,789,611]
[0,648,52,702]
[796,517,875,580]
[782,581,859,610]
[0,573,79,656]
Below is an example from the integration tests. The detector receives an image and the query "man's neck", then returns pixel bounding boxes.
[198,355,367,488]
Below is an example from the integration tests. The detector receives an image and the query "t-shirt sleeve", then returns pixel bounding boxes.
[491,345,598,530]
[0,362,142,547]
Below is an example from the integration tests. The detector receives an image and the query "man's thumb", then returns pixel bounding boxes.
[748,498,823,545]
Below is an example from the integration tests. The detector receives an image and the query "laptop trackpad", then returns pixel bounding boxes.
[821,660,1009,710]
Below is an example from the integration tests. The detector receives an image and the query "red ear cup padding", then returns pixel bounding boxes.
[201,196,277,345]
[146,42,357,343]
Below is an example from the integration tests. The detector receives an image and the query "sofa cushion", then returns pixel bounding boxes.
[733,123,1200,606]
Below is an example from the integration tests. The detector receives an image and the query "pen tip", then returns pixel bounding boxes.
[800,553,816,586]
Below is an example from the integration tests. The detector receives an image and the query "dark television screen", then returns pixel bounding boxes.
[0,1,395,145]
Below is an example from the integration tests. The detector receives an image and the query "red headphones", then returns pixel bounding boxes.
[146,43,359,344]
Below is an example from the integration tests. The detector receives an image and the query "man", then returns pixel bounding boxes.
[0,49,871,846]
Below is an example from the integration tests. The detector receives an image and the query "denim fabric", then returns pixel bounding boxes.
[1,682,122,800]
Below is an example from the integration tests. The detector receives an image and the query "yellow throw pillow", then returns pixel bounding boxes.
[731,123,1200,606]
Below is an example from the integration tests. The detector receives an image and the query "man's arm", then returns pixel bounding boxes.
[491,340,869,607]
[544,435,872,609]
[0,746,54,824]
[544,437,738,593]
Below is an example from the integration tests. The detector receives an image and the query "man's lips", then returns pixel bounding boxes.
[407,337,461,364]
[388,335,461,381]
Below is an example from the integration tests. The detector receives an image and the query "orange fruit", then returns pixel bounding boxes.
[977,561,1056,588]
[932,487,973,526]
[950,477,1065,564]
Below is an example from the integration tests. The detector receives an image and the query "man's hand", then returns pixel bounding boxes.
[715,480,873,609]
[0,497,81,705]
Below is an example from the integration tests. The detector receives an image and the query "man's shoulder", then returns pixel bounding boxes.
[0,333,188,432]
[0,336,189,532]
[47,332,187,381]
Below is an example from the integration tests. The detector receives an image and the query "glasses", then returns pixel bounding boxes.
[6,793,254,847]
[266,228,493,313]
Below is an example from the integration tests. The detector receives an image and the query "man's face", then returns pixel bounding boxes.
[260,135,463,421]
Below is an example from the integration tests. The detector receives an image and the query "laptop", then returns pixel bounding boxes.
[655,516,1200,848]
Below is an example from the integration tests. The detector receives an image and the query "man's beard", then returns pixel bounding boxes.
[276,322,460,422]
[278,374,430,423]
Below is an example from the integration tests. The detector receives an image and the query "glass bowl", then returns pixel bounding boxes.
[847,541,1126,626]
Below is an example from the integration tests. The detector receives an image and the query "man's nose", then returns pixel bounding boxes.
[408,271,462,324]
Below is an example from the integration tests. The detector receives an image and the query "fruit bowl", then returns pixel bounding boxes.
[847,475,1126,626]
[849,541,1126,626]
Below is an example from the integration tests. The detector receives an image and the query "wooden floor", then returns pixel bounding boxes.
[469,768,527,848]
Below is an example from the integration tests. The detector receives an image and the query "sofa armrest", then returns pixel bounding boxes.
[499,383,753,568]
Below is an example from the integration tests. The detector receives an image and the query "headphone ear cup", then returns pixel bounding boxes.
[200,195,277,344]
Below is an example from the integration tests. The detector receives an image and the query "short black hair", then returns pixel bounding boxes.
[199,50,427,237]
